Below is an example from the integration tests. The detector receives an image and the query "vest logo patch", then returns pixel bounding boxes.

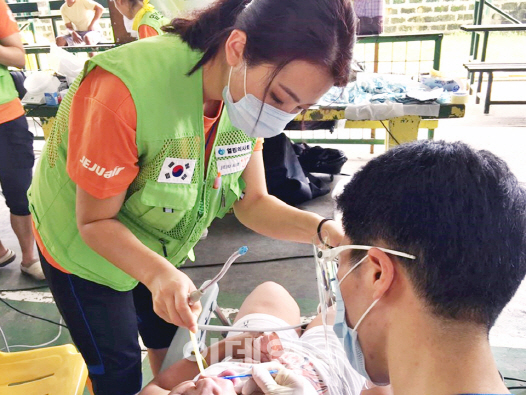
[157,158,196,184]
[79,156,125,178]
[215,142,252,159]
[216,154,251,176]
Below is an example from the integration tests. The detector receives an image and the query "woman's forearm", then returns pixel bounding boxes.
[0,38,25,69]
[78,218,175,287]
[234,194,324,244]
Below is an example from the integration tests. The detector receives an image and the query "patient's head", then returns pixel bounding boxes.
[335,140,526,382]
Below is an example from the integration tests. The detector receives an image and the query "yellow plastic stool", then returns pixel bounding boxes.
[0,344,88,395]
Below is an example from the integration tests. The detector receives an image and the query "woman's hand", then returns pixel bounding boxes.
[320,219,345,247]
[146,267,202,333]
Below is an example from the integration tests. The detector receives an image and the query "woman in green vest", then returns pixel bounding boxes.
[29,0,356,393]
[113,0,170,39]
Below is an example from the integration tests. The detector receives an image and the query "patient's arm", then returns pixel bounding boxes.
[140,333,261,394]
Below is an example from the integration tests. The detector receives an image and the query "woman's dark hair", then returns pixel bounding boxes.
[162,0,356,87]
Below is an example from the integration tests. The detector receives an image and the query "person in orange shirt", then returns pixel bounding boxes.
[30,0,357,393]
[112,0,170,39]
[0,0,44,280]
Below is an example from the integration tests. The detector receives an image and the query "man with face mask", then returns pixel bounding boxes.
[259,140,526,395]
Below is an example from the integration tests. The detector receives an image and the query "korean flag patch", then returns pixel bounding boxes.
[157,158,197,184]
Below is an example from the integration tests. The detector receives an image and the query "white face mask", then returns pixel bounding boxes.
[222,65,300,138]
[334,255,389,385]
[314,243,416,385]
[123,15,138,37]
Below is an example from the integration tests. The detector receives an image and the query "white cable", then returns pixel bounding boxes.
[0,318,63,352]
[198,323,303,333]
[0,325,10,352]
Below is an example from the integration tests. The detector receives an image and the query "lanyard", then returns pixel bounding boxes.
[205,119,219,151]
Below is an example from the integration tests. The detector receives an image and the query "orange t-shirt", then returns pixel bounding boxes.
[138,24,158,39]
[37,66,263,271]
[0,0,25,124]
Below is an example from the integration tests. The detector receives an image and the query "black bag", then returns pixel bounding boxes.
[294,143,347,175]
[263,133,330,206]
[10,71,26,100]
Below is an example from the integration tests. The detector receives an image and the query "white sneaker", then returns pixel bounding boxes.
[21,260,46,281]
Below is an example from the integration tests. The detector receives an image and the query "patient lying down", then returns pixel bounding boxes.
[140,282,392,395]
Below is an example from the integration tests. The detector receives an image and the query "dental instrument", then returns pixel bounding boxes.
[188,246,248,305]
[197,323,304,332]
[221,370,279,380]
[189,331,207,374]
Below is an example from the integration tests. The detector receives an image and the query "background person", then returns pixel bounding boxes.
[0,0,44,280]
[112,0,170,39]
[29,0,356,393]
[56,0,104,47]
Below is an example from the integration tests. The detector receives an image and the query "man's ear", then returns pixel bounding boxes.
[367,248,395,301]
[224,29,247,68]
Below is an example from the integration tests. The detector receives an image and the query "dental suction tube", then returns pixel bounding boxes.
[188,246,248,304]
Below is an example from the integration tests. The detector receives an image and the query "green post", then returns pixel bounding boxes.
[474,0,486,59]
[469,1,479,58]
[468,1,479,82]
[427,129,435,140]
[433,35,443,70]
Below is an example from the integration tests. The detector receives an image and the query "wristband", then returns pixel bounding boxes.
[317,218,333,246]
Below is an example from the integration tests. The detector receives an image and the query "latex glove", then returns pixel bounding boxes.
[242,363,318,395]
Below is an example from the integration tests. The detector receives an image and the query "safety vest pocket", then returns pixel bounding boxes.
[124,180,198,232]
[215,181,244,219]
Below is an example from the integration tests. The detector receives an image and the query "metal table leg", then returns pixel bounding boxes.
[386,115,421,150]
[484,71,493,114]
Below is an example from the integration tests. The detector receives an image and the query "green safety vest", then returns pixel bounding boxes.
[0,65,19,106]
[29,35,256,291]
[136,9,170,38]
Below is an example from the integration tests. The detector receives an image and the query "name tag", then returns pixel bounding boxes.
[216,154,251,176]
[157,158,196,184]
[215,142,252,159]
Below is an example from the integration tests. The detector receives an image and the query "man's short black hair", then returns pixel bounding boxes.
[336,140,526,329]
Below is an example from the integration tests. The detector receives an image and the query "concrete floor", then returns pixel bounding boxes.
[0,85,525,393]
